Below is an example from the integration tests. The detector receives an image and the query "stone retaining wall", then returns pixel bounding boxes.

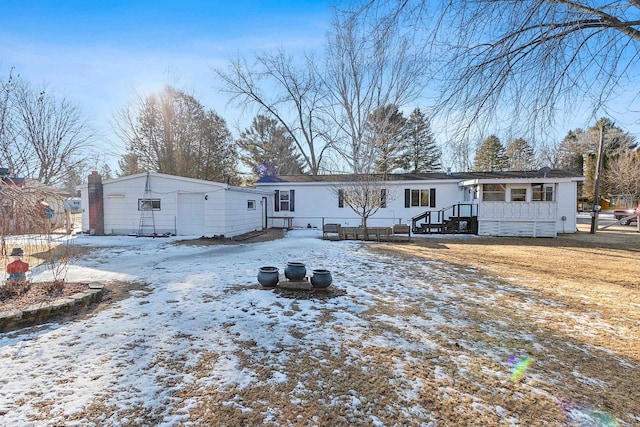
[0,283,105,333]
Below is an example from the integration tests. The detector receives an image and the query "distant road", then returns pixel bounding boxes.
[577,212,638,230]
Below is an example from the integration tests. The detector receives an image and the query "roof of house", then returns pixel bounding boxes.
[99,171,271,194]
[256,169,583,184]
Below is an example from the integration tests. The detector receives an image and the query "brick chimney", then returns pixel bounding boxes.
[87,171,104,235]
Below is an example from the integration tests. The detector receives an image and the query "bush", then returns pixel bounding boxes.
[0,279,32,301]
[43,280,65,297]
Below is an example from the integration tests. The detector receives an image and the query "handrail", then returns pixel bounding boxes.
[412,203,478,233]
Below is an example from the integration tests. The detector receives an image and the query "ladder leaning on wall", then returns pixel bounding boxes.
[138,171,157,237]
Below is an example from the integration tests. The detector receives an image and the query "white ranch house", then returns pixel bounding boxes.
[80,172,271,237]
[255,170,584,238]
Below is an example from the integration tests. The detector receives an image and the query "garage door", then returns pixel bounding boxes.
[177,193,205,236]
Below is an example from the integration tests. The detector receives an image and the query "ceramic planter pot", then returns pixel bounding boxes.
[284,262,306,281]
[257,266,279,288]
[311,269,332,289]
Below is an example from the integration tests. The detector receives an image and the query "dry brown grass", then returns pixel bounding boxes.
[371,225,640,359]
[6,226,639,425]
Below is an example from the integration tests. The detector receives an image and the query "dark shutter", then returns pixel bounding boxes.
[430,188,436,208]
[289,189,295,212]
[380,189,387,208]
[274,190,280,212]
[404,189,410,208]
[338,189,344,208]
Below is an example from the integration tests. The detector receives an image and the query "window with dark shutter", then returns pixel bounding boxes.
[380,189,387,208]
[405,188,435,207]
[274,190,280,212]
[289,189,295,212]
[338,189,344,208]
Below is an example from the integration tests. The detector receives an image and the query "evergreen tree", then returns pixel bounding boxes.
[363,105,406,174]
[474,135,508,171]
[505,138,535,171]
[117,153,144,176]
[99,164,113,180]
[557,129,586,175]
[398,108,441,173]
[236,115,305,178]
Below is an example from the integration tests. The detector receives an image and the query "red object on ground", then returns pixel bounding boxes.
[613,204,640,225]
[7,259,29,275]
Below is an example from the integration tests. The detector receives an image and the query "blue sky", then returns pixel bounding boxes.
[0,0,334,170]
[2,1,639,173]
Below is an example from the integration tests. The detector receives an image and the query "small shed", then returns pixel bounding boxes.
[80,172,271,237]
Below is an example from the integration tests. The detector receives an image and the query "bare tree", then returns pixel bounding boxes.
[217,51,331,175]
[351,1,640,139]
[324,10,426,173]
[604,150,640,206]
[0,75,93,186]
[332,174,392,237]
[577,118,636,199]
[113,86,237,182]
[0,70,16,172]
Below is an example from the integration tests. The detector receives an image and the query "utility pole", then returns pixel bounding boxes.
[590,124,605,234]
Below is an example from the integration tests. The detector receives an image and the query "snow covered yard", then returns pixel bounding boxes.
[0,230,636,426]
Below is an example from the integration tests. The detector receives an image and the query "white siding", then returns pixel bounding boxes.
[80,187,89,232]
[478,220,557,237]
[555,181,579,233]
[257,176,582,237]
[223,190,265,237]
[178,193,205,235]
[480,202,556,221]
[261,181,465,229]
[204,190,226,236]
[81,172,269,237]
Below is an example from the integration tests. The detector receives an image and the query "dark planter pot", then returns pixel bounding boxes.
[257,266,279,288]
[311,269,332,289]
[285,262,306,281]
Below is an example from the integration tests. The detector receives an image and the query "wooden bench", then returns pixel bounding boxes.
[391,224,411,242]
[322,223,341,240]
[338,226,391,241]
[340,226,359,240]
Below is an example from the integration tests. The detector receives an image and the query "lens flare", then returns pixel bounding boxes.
[510,357,532,382]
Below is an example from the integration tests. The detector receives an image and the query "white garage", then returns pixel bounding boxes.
[80,171,271,238]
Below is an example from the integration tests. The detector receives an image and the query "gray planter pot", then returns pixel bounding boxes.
[285,262,306,281]
[257,266,279,288]
[311,269,332,289]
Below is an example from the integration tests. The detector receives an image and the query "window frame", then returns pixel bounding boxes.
[482,184,506,202]
[410,189,430,207]
[532,184,554,202]
[510,187,527,202]
[247,200,256,210]
[138,198,161,211]
[279,190,290,211]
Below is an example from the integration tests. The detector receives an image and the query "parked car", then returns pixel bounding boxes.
[613,204,640,225]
